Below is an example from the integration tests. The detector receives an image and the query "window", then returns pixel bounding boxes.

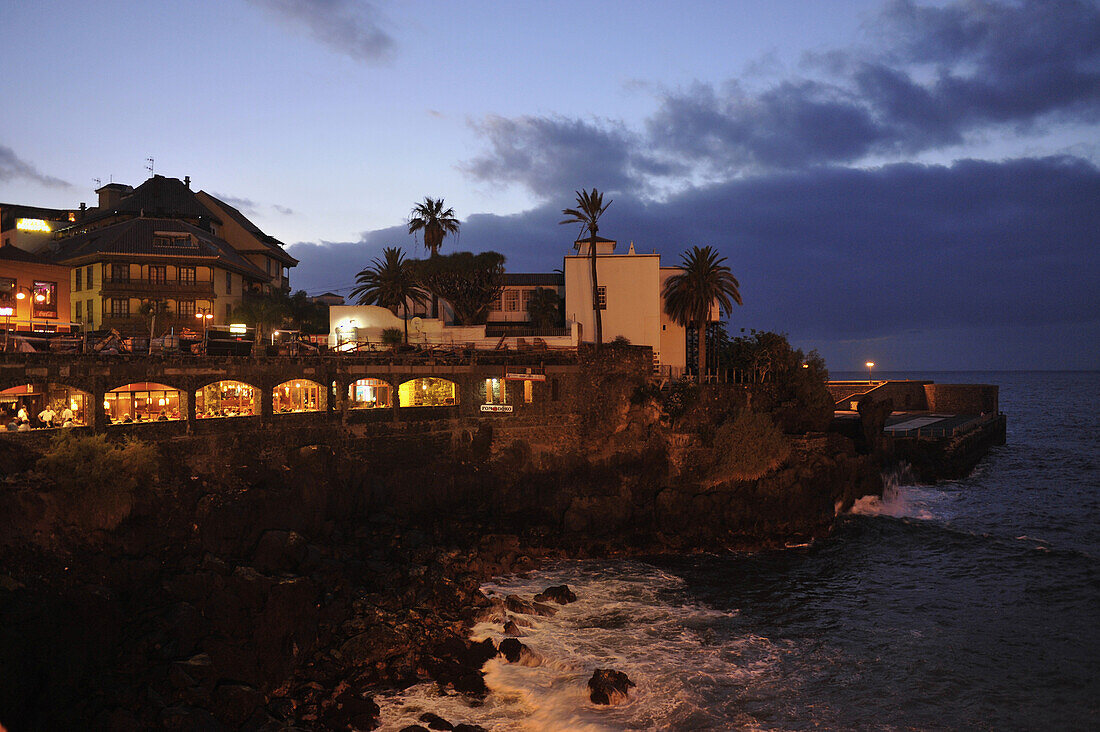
[524,380,533,404]
[225,271,232,294]
[149,265,167,283]
[596,285,607,310]
[520,289,533,311]
[504,290,520,312]
[111,263,129,282]
[489,295,502,312]
[178,267,196,284]
[177,300,196,317]
[153,234,195,248]
[0,276,14,306]
[225,303,232,320]
[265,258,272,275]
[32,281,57,319]
[86,265,93,288]
[86,300,94,326]
[75,301,82,320]
[74,268,82,291]
[110,298,129,317]
[484,378,507,404]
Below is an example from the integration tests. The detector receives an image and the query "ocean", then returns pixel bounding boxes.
[377,371,1100,730]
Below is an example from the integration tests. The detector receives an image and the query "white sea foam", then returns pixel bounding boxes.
[849,465,945,520]
[375,561,786,730]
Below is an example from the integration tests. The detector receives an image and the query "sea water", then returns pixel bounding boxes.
[378,372,1100,730]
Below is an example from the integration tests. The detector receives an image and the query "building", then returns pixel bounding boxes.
[565,238,703,376]
[310,292,346,306]
[3,174,297,335]
[485,273,565,334]
[0,242,73,335]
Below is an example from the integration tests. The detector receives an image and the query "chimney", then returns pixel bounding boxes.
[96,183,129,210]
[184,176,190,189]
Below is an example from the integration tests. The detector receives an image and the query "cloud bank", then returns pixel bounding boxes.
[0,145,71,189]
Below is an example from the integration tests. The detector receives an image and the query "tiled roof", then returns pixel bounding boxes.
[51,218,270,280]
[61,175,220,231]
[503,273,564,287]
[0,243,57,265]
[196,191,299,266]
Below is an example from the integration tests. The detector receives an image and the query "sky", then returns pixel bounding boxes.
[1,0,1097,371]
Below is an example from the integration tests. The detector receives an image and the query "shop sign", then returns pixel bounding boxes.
[480,404,513,413]
[505,372,546,381]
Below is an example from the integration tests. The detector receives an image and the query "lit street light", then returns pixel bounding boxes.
[195,307,214,341]
[866,361,875,383]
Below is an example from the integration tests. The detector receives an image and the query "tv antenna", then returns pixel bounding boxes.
[145,157,154,175]
[93,178,101,188]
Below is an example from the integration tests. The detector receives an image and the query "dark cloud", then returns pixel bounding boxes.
[0,145,71,188]
[246,0,394,62]
[466,0,1100,195]
[463,115,681,198]
[291,155,1100,369]
[273,204,294,215]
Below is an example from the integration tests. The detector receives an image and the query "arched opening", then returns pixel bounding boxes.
[106,382,182,424]
[398,377,458,407]
[348,378,393,409]
[195,380,259,418]
[273,379,326,413]
[1,383,91,429]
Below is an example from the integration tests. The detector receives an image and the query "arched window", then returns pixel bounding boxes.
[348,378,393,409]
[106,382,182,424]
[1,383,91,428]
[398,378,457,407]
[195,380,259,418]
[273,380,326,413]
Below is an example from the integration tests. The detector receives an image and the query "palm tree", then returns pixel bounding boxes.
[408,197,460,319]
[662,246,742,381]
[350,246,426,344]
[527,287,561,330]
[560,188,611,350]
[233,293,288,351]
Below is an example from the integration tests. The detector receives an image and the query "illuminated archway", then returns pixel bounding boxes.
[1,383,91,428]
[195,380,259,418]
[398,378,457,407]
[348,378,393,409]
[106,382,182,424]
[273,379,327,413]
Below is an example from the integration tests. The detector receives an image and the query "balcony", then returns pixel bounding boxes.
[99,314,207,336]
[99,277,216,297]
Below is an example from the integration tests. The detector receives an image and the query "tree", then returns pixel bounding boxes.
[526,287,561,329]
[408,197,460,319]
[410,252,505,326]
[350,246,426,343]
[560,188,611,350]
[137,298,170,353]
[662,245,742,380]
[232,293,288,348]
[285,290,329,334]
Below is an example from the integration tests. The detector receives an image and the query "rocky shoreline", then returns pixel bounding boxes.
[0,381,886,730]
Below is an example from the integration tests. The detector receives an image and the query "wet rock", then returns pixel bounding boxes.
[400,726,431,732]
[454,724,488,732]
[419,711,455,730]
[253,530,308,574]
[339,625,405,667]
[503,594,557,617]
[322,686,380,730]
[534,585,577,604]
[502,620,524,637]
[497,638,541,667]
[587,668,635,705]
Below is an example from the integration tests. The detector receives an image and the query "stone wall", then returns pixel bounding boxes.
[924,384,999,414]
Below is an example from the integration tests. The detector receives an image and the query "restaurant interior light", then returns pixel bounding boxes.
[0,307,12,317]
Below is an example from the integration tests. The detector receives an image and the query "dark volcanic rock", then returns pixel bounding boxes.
[454,725,488,732]
[419,711,455,729]
[252,530,307,574]
[502,620,524,637]
[534,585,577,604]
[498,638,542,667]
[587,668,635,705]
[504,594,557,617]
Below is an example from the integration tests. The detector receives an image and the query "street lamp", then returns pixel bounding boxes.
[0,305,13,351]
[866,361,875,383]
[10,286,47,340]
[195,307,214,339]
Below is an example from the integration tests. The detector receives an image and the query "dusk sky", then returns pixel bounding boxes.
[1,0,1097,370]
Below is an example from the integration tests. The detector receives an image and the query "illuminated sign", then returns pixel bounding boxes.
[505,372,546,381]
[0,307,13,317]
[229,323,247,334]
[16,218,51,233]
[480,404,513,413]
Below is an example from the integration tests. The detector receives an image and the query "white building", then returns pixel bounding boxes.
[565,237,701,376]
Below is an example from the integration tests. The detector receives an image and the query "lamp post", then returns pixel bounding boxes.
[12,286,46,341]
[0,305,12,351]
[195,307,213,340]
[866,361,875,384]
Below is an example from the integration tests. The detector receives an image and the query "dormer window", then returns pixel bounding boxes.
[153,232,196,248]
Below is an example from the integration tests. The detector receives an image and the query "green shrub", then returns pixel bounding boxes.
[709,410,791,483]
[37,433,159,531]
[381,327,403,346]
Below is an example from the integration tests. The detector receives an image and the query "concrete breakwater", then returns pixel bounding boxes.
[0,363,883,729]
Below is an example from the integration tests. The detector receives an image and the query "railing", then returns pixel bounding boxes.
[98,277,216,296]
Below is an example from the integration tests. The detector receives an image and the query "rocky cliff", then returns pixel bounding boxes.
[0,380,882,730]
